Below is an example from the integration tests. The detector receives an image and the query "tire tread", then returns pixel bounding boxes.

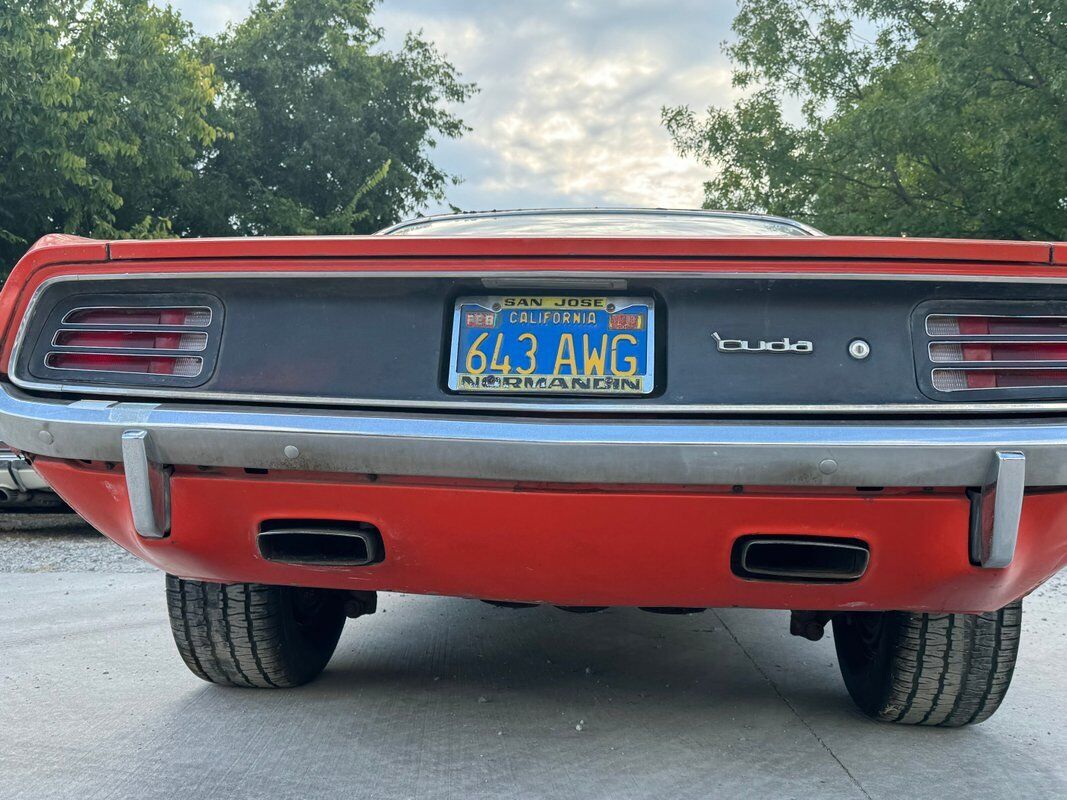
[165,575,344,688]
[835,600,1022,727]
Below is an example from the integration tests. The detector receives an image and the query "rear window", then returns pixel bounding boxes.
[381,210,815,237]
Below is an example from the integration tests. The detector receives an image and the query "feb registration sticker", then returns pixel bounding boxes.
[448,295,655,395]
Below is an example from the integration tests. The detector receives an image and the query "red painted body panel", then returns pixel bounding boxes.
[0,238,109,364]
[103,233,1056,264]
[32,459,1067,614]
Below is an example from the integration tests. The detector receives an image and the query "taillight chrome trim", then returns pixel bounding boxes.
[43,352,205,377]
[925,312,1067,337]
[50,330,209,352]
[927,341,1067,363]
[919,302,1067,399]
[932,367,1067,392]
[20,292,224,389]
[60,305,213,327]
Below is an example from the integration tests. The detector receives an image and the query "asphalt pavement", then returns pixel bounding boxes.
[1,517,1064,800]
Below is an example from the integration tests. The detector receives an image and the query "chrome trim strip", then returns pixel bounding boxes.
[51,329,209,351]
[481,277,629,290]
[928,340,1067,363]
[43,352,204,378]
[926,312,1067,337]
[5,384,1067,487]
[61,305,212,327]
[15,272,1067,415]
[13,380,1067,415]
[42,271,1064,283]
[931,367,1067,392]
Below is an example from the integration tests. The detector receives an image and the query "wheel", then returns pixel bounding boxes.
[165,576,347,688]
[832,600,1022,726]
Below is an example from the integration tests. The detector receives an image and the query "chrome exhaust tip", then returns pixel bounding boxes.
[733,536,870,583]
[257,521,384,567]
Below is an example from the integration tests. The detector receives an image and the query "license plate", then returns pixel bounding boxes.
[448,295,655,395]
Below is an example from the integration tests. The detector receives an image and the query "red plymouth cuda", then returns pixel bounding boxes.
[1,209,1064,726]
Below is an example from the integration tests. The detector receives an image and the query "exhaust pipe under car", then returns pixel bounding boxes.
[732,536,870,583]
[257,521,384,567]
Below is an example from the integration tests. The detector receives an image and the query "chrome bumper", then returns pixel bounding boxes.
[0,382,1065,488]
[1,383,1056,566]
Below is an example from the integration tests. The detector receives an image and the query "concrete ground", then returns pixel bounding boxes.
[1,517,1064,800]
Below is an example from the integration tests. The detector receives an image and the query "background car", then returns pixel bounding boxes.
[0,443,68,513]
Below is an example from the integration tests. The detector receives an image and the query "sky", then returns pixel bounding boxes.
[168,1,742,216]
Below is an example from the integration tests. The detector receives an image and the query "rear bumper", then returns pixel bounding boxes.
[5,383,1067,487]
[5,382,1065,611]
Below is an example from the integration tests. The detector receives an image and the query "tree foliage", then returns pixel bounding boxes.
[0,0,220,271]
[172,0,476,236]
[664,1,1067,239]
[0,0,475,274]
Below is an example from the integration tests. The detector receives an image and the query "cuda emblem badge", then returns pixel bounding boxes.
[712,332,814,354]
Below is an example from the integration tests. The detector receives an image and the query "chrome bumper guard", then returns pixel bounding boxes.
[0,383,1058,564]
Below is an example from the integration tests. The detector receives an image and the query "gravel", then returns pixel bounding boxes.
[0,512,152,573]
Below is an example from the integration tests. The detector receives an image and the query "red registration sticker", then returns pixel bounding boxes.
[609,313,644,331]
[465,311,497,329]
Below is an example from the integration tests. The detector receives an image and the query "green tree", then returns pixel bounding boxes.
[664,0,1067,239]
[0,0,221,273]
[173,0,477,236]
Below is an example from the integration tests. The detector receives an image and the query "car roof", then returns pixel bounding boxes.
[377,208,821,237]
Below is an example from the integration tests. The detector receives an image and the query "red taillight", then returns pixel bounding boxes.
[929,341,1067,362]
[40,303,217,383]
[926,314,1067,336]
[44,352,203,376]
[62,306,211,327]
[52,330,208,351]
[924,311,1067,394]
[932,368,1067,391]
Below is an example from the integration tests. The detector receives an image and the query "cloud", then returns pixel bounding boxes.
[166,0,742,215]
[168,0,247,34]
[469,49,730,207]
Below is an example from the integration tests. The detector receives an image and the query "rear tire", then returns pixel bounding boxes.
[832,600,1021,726]
[165,576,347,688]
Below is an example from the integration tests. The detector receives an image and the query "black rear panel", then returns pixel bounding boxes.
[13,275,1067,409]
